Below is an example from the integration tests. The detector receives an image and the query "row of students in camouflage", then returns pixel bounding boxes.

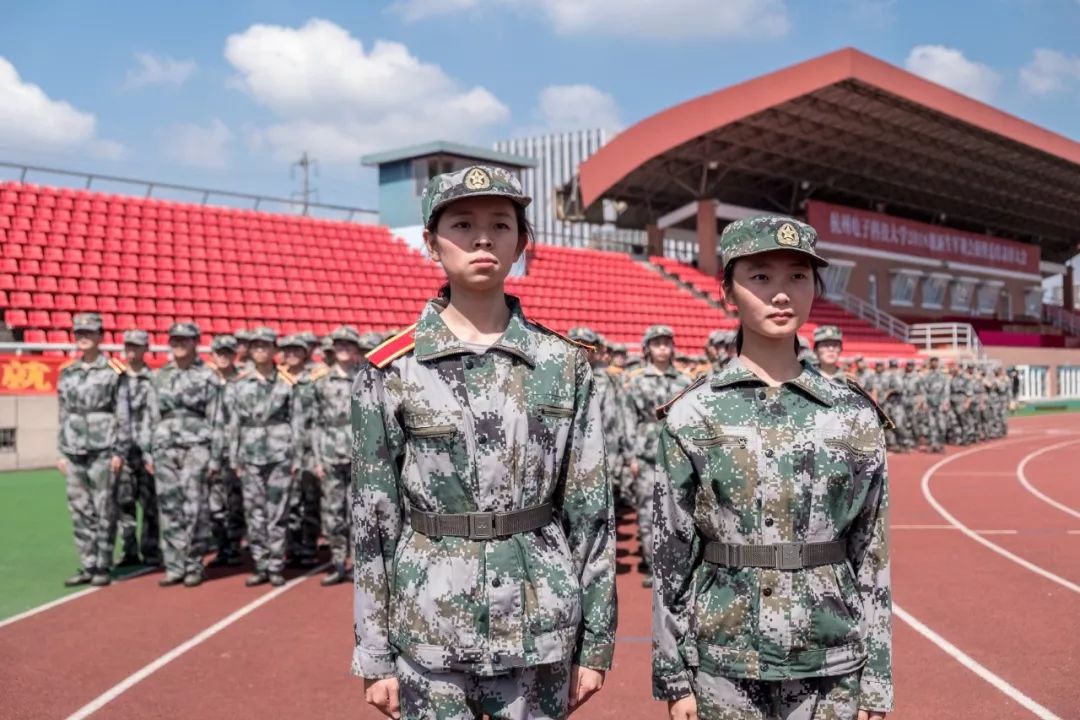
[58,314,373,590]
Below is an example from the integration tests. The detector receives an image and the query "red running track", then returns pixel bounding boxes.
[1,414,1078,719]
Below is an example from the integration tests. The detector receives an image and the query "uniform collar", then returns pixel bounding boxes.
[79,354,108,369]
[644,362,680,378]
[709,356,836,407]
[413,294,537,367]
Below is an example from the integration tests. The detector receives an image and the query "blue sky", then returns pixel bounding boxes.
[1,0,1078,212]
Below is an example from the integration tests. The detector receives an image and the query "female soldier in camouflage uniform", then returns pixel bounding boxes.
[652,217,892,720]
[353,166,615,720]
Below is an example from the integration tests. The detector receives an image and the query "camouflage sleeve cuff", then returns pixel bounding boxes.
[652,670,694,701]
[574,637,614,670]
[350,646,397,680]
[858,674,894,713]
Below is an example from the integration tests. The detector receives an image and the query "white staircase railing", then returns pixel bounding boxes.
[906,323,985,360]
[1044,304,1080,337]
[834,292,910,341]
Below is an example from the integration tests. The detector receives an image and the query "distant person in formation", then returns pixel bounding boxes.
[309,325,364,586]
[812,325,845,385]
[652,215,893,720]
[921,356,950,453]
[206,334,245,566]
[947,363,968,445]
[279,334,321,568]
[992,366,1011,438]
[901,360,926,451]
[57,313,131,587]
[233,329,254,372]
[319,336,337,369]
[116,329,160,568]
[144,322,224,588]
[624,324,692,588]
[569,327,627,509]
[352,166,615,720]
[880,360,910,452]
[222,326,303,588]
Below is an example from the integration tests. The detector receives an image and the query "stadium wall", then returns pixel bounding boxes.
[0,395,58,470]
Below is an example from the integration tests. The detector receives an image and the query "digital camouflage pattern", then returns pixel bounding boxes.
[287,362,322,562]
[812,326,842,345]
[208,362,245,559]
[421,165,531,227]
[118,363,159,562]
[652,358,892,713]
[719,216,829,269]
[351,295,616,682]
[693,670,861,720]
[144,358,224,579]
[311,362,359,566]
[921,364,950,453]
[57,353,131,572]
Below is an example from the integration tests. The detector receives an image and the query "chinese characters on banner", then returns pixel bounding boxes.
[0,356,68,394]
[806,200,1040,274]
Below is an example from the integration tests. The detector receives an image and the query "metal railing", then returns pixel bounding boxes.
[0,161,377,222]
[906,323,985,359]
[834,292,910,341]
[1057,366,1080,399]
[1044,304,1080,337]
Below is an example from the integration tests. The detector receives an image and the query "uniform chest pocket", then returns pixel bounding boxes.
[404,413,468,495]
[815,429,875,506]
[527,396,575,487]
[692,426,757,509]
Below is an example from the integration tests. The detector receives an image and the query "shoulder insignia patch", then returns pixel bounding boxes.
[235,369,251,381]
[59,358,77,372]
[278,368,297,386]
[530,320,592,351]
[845,377,894,430]
[656,374,706,421]
[309,366,331,381]
[107,357,126,375]
[366,325,417,370]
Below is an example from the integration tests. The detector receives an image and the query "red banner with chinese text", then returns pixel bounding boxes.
[806,200,1039,274]
[0,355,69,394]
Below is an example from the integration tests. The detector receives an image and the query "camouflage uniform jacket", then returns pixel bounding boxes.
[57,354,131,457]
[922,370,950,412]
[901,372,925,409]
[311,363,357,468]
[592,363,625,481]
[652,358,892,711]
[351,296,616,680]
[289,364,320,472]
[124,365,154,456]
[144,359,224,462]
[222,368,303,469]
[624,364,693,463]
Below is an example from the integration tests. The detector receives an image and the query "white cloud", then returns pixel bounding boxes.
[535,84,620,132]
[0,56,123,159]
[162,118,233,169]
[1020,48,1080,95]
[391,0,790,39]
[905,45,1000,102]
[125,52,196,89]
[224,18,509,163]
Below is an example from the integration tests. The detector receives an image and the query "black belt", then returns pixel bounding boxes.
[410,502,553,540]
[703,540,846,570]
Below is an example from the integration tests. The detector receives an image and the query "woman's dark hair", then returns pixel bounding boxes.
[720,257,826,355]
[425,200,535,245]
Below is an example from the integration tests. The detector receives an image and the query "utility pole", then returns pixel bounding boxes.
[290,151,318,216]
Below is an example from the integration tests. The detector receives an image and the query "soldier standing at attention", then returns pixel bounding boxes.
[625,325,692,588]
[922,357,950,453]
[116,329,160,567]
[880,360,910,453]
[207,334,245,567]
[569,327,626,509]
[145,322,224,588]
[947,363,967,446]
[901,361,926,451]
[58,313,131,587]
[310,326,363,586]
[353,166,615,720]
[224,327,303,587]
[652,216,892,720]
[233,329,254,372]
[812,325,845,385]
[320,336,338,369]
[279,334,322,568]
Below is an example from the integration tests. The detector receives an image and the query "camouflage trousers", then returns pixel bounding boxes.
[948,401,968,445]
[924,408,947,452]
[320,463,351,566]
[240,461,294,574]
[882,399,910,451]
[117,449,160,563]
[396,654,571,720]
[155,444,210,578]
[693,670,860,720]
[633,459,657,569]
[288,468,321,561]
[209,466,245,558]
[63,450,119,572]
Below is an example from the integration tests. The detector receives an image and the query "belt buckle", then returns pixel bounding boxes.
[469,513,495,541]
[775,543,803,570]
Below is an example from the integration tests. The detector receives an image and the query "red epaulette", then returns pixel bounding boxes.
[366,325,417,369]
[107,357,127,375]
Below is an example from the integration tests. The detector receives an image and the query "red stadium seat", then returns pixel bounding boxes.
[4,309,28,327]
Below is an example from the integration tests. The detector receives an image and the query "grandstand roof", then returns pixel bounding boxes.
[361,140,536,168]
[574,48,1080,264]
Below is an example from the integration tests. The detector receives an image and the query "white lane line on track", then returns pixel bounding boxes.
[1017,439,1080,520]
[922,440,1080,594]
[892,525,1018,534]
[893,603,1063,720]
[64,563,330,720]
[0,566,157,631]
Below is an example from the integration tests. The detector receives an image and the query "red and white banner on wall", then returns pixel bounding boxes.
[806,200,1040,274]
[0,355,68,395]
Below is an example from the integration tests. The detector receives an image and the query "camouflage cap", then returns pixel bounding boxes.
[594,332,609,348]
[905,359,917,368]
[567,327,601,346]
[875,361,886,369]
[73,312,103,332]
[812,325,843,345]
[642,325,675,345]
[211,334,238,353]
[719,215,828,269]
[122,329,149,346]
[234,328,253,343]
[357,331,383,351]
[888,358,899,368]
[320,337,334,351]
[421,165,531,227]
[328,325,363,345]
[249,326,277,344]
[707,329,728,347]
[168,321,200,338]
[277,334,308,350]
[297,331,319,350]
[609,343,627,354]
